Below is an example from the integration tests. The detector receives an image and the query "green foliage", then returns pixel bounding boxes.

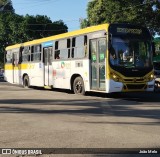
[82,0,160,35]
[0,0,14,12]
[0,1,68,67]
[80,18,90,29]
[23,15,68,41]
[154,37,160,61]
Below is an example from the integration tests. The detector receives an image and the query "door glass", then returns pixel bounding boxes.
[48,48,53,65]
[44,49,48,66]
[98,39,106,90]
[98,39,106,63]
[91,40,97,63]
[91,66,97,89]
[90,40,98,90]
[99,65,105,90]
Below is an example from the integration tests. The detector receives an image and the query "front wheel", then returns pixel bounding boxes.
[73,77,85,95]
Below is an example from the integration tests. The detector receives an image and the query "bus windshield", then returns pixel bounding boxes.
[109,37,152,68]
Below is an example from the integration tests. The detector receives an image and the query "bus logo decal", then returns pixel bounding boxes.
[61,62,65,69]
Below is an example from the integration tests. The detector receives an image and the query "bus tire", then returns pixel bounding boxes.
[23,75,30,88]
[73,77,85,95]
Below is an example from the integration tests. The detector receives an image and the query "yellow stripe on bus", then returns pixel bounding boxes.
[5,63,33,70]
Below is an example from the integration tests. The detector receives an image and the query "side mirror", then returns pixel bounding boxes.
[152,42,156,57]
[108,33,112,49]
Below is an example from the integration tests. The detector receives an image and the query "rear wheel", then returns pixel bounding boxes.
[23,75,30,88]
[73,77,85,95]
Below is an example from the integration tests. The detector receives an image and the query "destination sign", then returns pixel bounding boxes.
[117,28,142,34]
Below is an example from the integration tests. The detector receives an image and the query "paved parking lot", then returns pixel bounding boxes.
[0,81,160,157]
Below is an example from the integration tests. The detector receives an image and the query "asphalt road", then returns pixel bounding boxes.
[0,80,160,157]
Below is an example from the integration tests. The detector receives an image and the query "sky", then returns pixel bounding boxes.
[12,0,88,32]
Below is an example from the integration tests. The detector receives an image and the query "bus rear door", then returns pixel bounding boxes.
[12,52,19,84]
[43,47,53,86]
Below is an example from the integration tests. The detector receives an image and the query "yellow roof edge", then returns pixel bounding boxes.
[5,44,21,51]
[6,23,109,51]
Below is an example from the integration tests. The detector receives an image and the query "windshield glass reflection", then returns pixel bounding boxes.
[109,37,152,68]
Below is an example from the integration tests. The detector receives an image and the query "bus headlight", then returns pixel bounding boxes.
[110,73,120,82]
[113,74,117,79]
[148,73,154,81]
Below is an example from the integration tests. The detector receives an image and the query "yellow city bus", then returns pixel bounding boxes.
[4,23,154,94]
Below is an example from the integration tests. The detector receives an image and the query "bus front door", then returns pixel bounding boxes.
[44,47,53,86]
[90,38,106,91]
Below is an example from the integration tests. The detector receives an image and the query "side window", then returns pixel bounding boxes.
[31,45,41,62]
[71,38,76,58]
[67,39,71,58]
[12,49,19,65]
[54,39,70,60]
[6,49,19,64]
[55,41,60,59]
[84,35,88,57]
[71,35,87,59]
[22,46,30,62]
[6,50,12,63]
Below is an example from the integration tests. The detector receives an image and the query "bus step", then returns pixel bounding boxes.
[44,86,52,89]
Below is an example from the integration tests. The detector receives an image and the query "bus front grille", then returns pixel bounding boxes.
[124,79,144,82]
[125,84,146,90]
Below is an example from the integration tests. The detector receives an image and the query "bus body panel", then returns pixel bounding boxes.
[52,59,90,90]
[52,60,71,89]
[28,62,44,87]
[106,79,123,93]
[5,64,14,83]
[146,80,155,91]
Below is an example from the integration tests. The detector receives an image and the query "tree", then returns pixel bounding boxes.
[0,13,68,66]
[80,18,90,29]
[23,15,68,41]
[81,0,160,35]
[0,1,68,67]
[0,0,14,12]
[0,13,21,66]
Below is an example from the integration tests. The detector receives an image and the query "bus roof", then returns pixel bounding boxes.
[5,23,109,51]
